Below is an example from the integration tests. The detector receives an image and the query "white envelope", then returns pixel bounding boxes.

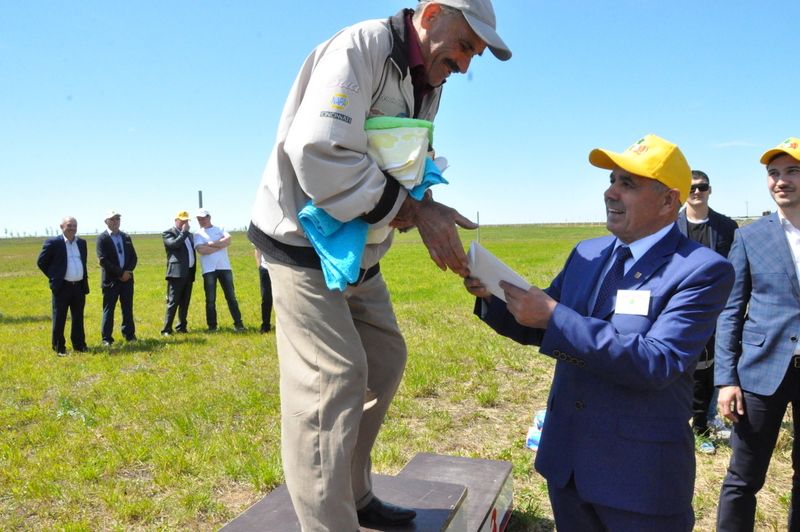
[467,241,531,302]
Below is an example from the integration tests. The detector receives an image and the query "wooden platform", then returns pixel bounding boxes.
[221,453,512,531]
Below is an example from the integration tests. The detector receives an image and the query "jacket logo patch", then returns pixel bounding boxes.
[320,111,352,124]
[331,93,349,110]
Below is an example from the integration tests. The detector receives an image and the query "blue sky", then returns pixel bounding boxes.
[2,1,799,237]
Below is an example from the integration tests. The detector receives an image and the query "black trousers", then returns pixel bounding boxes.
[259,265,273,332]
[162,275,193,333]
[101,279,135,342]
[717,360,800,531]
[51,282,86,352]
[692,364,715,434]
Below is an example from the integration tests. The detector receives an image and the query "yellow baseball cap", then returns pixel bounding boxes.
[175,211,190,221]
[589,134,692,203]
[760,137,800,165]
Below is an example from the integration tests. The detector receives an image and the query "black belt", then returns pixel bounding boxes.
[793,355,800,369]
[64,280,82,285]
[349,263,380,286]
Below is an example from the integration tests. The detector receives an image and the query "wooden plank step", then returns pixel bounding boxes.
[397,453,513,532]
[220,473,468,531]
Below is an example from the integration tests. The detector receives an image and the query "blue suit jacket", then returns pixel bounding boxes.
[715,213,800,396]
[477,224,734,515]
[36,236,90,294]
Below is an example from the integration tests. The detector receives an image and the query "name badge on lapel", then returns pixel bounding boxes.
[615,289,650,315]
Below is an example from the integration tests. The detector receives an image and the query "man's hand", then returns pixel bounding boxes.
[501,281,556,329]
[393,195,477,276]
[718,385,745,423]
[120,271,132,282]
[464,276,491,300]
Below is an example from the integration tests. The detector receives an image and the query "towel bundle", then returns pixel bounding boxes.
[365,116,433,188]
[298,117,449,291]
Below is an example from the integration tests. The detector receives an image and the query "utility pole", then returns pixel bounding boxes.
[198,190,203,208]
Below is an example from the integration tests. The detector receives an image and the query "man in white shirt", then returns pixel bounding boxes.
[193,208,244,331]
[715,137,800,530]
[37,216,90,356]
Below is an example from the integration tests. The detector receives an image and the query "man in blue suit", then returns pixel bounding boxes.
[37,216,90,356]
[716,137,800,531]
[465,134,734,531]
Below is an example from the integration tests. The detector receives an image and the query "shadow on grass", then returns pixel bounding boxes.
[0,313,51,325]
[88,335,209,355]
[508,511,555,531]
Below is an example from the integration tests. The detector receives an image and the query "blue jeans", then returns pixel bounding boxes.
[202,269,242,329]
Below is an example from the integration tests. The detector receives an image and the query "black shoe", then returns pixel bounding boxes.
[260,325,271,334]
[125,335,138,342]
[234,324,246,332]
[357,497,416,527]
[74,346,88,353]
[207,326,218,332]
[175,328,187,334]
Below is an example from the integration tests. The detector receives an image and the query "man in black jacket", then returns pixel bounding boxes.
[37,216,89,356]
[96,210,138,345]
[677,170,738,453]
[161,211,196,336]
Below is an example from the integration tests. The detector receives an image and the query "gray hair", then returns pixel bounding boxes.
[413,2,463,21]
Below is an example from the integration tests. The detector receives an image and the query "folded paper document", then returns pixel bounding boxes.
[467,241,531,302]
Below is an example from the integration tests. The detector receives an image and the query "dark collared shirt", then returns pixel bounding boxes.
[405,12,434,117]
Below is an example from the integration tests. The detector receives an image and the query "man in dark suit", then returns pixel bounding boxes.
[677,170,739,453]
[96,210,138,345]
[161,211,196,336]
[465,134,734,531]
[716,137,800,531]
[37,216,90,356]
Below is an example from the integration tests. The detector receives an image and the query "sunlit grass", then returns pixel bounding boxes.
[0,225,793,530]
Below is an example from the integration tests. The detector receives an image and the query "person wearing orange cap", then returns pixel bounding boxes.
[465,134,734,531]
[160,211,196,336]
[715,137,800,531]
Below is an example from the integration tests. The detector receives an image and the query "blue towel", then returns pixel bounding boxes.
[298,204,368,291]
[408,158,448,200]
[299,158,448,291]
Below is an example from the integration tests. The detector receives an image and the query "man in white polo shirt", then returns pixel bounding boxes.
[193,208,244,332]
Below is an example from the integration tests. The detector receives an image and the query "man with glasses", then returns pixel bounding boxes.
[677,170,738,454]
[716,137,800,531]
[96,210,138,346]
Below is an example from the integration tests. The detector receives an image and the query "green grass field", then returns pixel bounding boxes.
[0,225,793,530]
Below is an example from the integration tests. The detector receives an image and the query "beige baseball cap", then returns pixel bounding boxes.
[435,0,511,61]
